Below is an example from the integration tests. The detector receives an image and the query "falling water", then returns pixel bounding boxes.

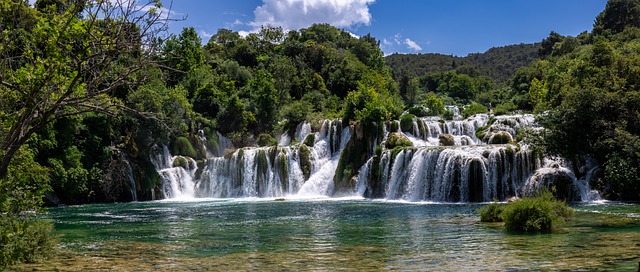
[154,115,599,202]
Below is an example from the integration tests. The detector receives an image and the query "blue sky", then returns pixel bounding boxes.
[164,0,607,56]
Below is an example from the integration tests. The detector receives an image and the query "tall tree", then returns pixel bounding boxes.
[0,0,171,178]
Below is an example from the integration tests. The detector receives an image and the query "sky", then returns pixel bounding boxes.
[158,1,605,56]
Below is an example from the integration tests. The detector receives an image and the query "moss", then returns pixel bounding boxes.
[172,156,189,168]
[489,131,512,144]
[303,134,315,147]
[388,121,399,132]
[276,152,289,191]
[334,122,377,196]
[399,114,415,132]
[439,134,455,146]
[170,136,197,158]
[385,132,413,149]
[299,145,311,180]
[407,106,428,117]
[257,133,278,147]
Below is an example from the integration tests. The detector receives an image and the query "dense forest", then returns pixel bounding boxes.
[1,0,640,268]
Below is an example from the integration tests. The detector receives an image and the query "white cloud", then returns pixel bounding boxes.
[382,38,391,46]
[404,38,422,51]
[250,0,375,31]
[199,30,214,40]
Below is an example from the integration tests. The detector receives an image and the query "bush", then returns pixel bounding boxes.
[172,156,189,168]
[170,136,197,158]
[500,190,573,233]
[462,102,488,118]
[0,217,56,269]
[407,106,428,117]
[443,109,455,120]
[478,202,504,222]
[493,101,517,116]
[399,114,415,132]
[303,134,315,147]
[257,133,278,147]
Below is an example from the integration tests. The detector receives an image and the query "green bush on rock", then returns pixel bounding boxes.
[479,190,574,233]
[170,137,197,158]
[257,133,278,147]
[399,114,415,132]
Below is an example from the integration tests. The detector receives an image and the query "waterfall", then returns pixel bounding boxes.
[152,115,600,202]
[361,145,541,202]
[154,119,351,199]
[151,145,197,199]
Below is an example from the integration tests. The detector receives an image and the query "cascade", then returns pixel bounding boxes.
[153,114,599,202]
[151,145,197,199]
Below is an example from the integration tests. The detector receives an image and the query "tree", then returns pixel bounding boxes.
[0,0,170,179]
[594,0,640,35]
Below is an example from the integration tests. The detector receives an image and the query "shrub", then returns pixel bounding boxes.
[478,202,504,222]
[257,133,278,147]
[407,106,428,117]
[493,101,517,116]
[0,217,56,269]
[172,156,189,168]
[399,114,415,132]
[462,102,488,118]
[388,121,399,132]
[170,136,197,158]
[500,190,573,233]
[303,134,315,147]
[443,109,455,120]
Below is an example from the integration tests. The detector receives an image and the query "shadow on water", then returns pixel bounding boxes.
[8,200,640,271]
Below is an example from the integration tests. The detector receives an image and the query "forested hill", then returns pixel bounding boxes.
[385,43,540,84]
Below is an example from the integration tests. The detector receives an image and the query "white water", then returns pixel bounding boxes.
[154,115,599,202]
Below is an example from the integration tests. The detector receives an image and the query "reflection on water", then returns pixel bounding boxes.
[8,200,640,271]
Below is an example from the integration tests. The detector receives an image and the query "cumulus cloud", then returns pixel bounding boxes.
[250,0,375,30]
[404,38,422,51]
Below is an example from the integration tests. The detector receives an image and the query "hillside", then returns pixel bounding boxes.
[385,43,540,84]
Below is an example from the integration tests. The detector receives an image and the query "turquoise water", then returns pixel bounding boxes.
[19,199,640,271]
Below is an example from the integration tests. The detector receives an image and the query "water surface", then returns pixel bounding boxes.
[10,199,640,271]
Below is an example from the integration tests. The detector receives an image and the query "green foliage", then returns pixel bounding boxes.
[442,110,455,120]
[344,84,403,124]
[172,156,189,169]
[604,153,640,200]
[0,217,56,269]
[462,102,488,118]
[423,93,445,116]
[493,101,517,115]
[257,133,278,147]
[399,114,415,132]
[171,137,197,158]
[386,43,539,84]
[478,202,504,222]
[303,134,316,147]
[500,191,574,233]
[594,0,640,35]
[0,146,55,269]
[298,145,312,180]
